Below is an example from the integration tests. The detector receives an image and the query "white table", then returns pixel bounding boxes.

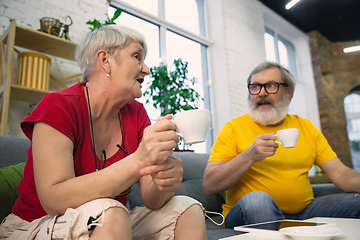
[219,217,360,240]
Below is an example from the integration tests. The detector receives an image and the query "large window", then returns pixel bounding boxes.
[109,0,212,153]
[264,27,298,80]
[344,93,360,171]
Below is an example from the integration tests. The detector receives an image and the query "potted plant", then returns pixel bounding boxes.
[86,8,123,31]
[143,58,203,150]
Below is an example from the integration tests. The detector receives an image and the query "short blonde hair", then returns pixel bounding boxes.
[75,25,147,81]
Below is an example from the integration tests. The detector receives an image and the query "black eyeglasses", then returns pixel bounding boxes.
[247,82,288,95]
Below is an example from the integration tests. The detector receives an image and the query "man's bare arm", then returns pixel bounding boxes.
[319,157,360,193]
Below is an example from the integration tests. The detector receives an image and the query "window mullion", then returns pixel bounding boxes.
[274,33,280,63]
[159,26,167,62]
[158,0,165,18]
[196,0,206,37]
[200,44,213,151]
[158,0,166,61]
[158,0,167,64]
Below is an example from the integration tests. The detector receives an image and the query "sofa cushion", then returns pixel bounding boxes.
[0,162,26,221]
[0,136,30,168]
[128,181,144,208]
[312,183,342,198]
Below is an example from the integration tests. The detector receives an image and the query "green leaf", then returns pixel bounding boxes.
[86,8,123,31]
[111,9,123,21]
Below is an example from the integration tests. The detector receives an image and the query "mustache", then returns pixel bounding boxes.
[254,96,275,108]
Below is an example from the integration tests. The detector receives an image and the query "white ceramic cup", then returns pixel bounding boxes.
[171,109,211,144]
[275,128,299,148]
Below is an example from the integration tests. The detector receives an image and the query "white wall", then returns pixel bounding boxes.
[207,0,266,136]
[207,0,320,137]
[0,0,320,139]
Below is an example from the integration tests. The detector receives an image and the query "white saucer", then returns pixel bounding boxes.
[279,225,345,240]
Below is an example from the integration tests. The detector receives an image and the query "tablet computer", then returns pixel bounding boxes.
[234,219,327,236]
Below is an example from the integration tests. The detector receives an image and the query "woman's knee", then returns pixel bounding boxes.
[167,196,204,220]
[90,207,131,240]
[104,207,130,223]
[168,195,201,206]
[182,203,204,217]
[169,196,205,226]
[175,201,207,240]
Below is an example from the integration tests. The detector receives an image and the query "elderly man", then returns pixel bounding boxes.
[203,61,360,229]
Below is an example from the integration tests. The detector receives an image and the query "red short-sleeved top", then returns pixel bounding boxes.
[12,82,151,222]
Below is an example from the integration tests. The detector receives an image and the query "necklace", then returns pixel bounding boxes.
[85,86,131,195]
[85,86,104,171]
[86,86,129,170]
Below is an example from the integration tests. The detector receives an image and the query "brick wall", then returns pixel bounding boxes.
[0,0,109,41]
[0,0,109,136]
[309,30,360,168]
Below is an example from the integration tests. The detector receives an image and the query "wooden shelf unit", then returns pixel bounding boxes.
[10,84,50,103]
[0,21,78,136]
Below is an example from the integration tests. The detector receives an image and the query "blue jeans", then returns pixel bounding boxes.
[225,191,360,229]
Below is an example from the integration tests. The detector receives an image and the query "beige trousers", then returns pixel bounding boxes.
[0,196,203,240]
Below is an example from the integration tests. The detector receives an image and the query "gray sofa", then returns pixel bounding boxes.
[0,136,343,239]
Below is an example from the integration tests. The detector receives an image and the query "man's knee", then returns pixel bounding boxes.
[226,192,283,228]
[240,191,274,208]
[238,191,280,217]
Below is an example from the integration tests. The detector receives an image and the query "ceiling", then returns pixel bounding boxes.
[258,0,360,42]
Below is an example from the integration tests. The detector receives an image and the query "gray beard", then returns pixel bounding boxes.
[249,94,291,126]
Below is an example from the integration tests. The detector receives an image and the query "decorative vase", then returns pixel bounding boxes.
[17,52,51,90]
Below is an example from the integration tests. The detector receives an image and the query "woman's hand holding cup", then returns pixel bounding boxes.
[135,114,178,173]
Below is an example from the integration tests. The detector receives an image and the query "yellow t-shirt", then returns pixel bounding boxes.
[209,114,337,217]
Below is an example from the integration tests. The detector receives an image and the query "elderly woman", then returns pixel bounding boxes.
[0,25,207,240]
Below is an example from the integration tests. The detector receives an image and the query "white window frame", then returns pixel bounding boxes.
[344,92,360,171]
[265,27,299,80]
[110,0,214,152]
